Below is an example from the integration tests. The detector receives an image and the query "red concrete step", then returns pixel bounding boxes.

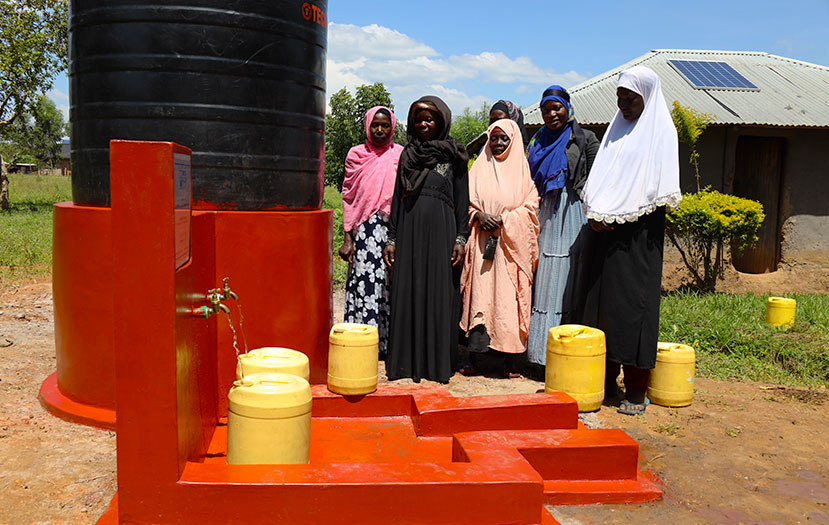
[414,391,579,436]
[455,429,662,506]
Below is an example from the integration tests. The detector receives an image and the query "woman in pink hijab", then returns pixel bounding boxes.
[460,119,540,377]
[339,106,403,355]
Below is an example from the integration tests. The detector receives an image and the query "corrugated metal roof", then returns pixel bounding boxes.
[524,50,829,128]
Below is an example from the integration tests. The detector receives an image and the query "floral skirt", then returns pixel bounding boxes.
[344,212,391,354]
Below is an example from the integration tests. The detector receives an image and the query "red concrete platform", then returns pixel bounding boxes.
[94,141,660,524]
[100,384,659,524]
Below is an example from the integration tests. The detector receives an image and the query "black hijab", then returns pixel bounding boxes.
[398,95,468,196]
[490,99,529,148]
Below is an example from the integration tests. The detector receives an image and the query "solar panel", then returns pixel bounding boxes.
[669,60,759,90]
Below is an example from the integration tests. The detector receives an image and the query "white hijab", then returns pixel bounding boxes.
[582,66,681,223]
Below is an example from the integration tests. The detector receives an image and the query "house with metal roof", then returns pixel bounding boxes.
[525,50,829,272]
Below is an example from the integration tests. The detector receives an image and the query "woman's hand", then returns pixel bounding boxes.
[588,218,614,232]
[338,232,354,263]
[383,245,396,267]
[451,243,465,267]
[476,211,502,232]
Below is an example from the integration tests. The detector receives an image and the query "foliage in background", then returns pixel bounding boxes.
[0,0,67,127]
[660,291,828,387]
[324,83,405,189]
[0,0,68,210]
[0,95,66,166]
[322,185,348,289]
[0,174,71,285]
[667,188,764,292]
[449,102,490,152]
[671,100,714,192]
[667,101,762,291]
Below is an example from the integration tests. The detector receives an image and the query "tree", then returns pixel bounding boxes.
[449,102,490,152]
[0,0,68,209]
[324,83,401,189]
[1,95,66,167]
[666,102,764,291]
[671,101,714,192]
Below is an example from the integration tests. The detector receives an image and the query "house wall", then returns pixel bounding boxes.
[705,126,829,259]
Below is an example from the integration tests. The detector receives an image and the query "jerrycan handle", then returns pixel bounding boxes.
[554,325,586,340]
[658,344,683,353]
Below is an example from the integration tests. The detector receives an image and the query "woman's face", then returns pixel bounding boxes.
[489,127,511,157]
[541,100,568,132]
[412,107,440,141]
[369,112,392,144]
[617,87,645,121]
[489,109,508,125]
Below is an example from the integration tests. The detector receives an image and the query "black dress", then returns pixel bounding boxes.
[581,207,666,369]
[386,162,469,383]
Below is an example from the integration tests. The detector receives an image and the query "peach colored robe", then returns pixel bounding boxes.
[460,119,540,353]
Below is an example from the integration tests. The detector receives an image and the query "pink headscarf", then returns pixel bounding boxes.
[461,119,540,352]
[341,106,403,232]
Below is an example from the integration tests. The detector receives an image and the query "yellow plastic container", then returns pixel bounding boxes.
[765,297,796,329]
[545,324,606,412]
[227,372,312,465]
[647,343,695,407]
[236,347,310,381]
[327,323,379,395]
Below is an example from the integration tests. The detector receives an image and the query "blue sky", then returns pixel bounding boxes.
[48,0,829,120]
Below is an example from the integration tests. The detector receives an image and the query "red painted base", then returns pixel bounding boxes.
[38,372,116,430]
[44,202,332,428]
[97,384,659,524]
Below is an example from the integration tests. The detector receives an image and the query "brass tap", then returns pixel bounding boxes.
[221,277,238,301]
[209,291,230,314]
[193,278,237,318]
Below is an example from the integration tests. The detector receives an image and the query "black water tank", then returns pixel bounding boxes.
[70,0,327,209]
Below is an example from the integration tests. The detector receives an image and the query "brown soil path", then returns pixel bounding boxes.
[0,273,826,524]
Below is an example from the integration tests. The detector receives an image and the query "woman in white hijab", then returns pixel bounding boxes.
[581,66,680,415]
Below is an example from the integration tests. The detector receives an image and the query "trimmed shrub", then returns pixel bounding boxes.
[666,188,764,291]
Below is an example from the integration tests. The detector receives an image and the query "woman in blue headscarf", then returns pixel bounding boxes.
[525,85,600,373]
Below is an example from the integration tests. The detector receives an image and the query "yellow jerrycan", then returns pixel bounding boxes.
[647,343,695,407]
[227,372,312,465]
[327,323,379,395]
[236,347,310,381]
[545,324,606,412]
[765,297,796,329]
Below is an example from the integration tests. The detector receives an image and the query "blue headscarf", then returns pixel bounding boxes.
[527,85,574,199]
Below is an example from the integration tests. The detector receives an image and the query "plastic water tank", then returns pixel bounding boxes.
[327,323,379,395]
[227,372,312,465]
[765,296,796,329]
[647,343,695,407]
[69,0,328,209]
[236,347,310,381]
[545,324,606,412]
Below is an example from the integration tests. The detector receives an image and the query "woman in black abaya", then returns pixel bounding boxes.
[383,96,469,383]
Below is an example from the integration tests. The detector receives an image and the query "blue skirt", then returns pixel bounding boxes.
[526,186,588,365]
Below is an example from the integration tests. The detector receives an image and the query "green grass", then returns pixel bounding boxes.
[660,291,829,387]
[322,185,347,288]
[0,174,72,285]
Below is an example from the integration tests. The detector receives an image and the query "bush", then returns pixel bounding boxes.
[666,188,764,291]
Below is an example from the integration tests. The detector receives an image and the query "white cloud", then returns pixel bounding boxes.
[47,88,70,120]
[329,23,438,62]
[326,23,589,115]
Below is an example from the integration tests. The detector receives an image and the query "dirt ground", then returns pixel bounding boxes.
[1,259,827,524]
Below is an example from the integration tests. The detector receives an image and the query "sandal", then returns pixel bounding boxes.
[458,364,480,376]
[617,398,650,416]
